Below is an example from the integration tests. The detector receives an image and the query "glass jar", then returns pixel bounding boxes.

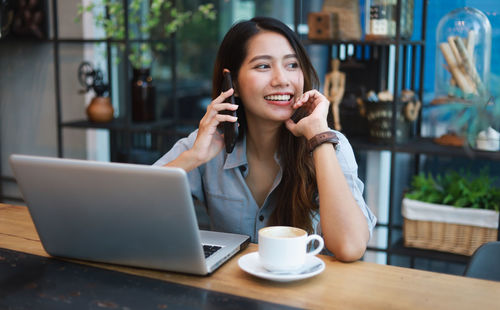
[131,68,156,122]
[434,7,491,99]
[365,0,414,40]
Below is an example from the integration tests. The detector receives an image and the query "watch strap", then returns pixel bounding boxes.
[307,131,339,153]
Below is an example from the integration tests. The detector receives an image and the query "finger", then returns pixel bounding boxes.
[199,105,220,128]
[293,94,305,109]
[215,114,238,123]
[212,102,239,112]
[302,90,327,109]
[294,93,311,110]
[212,88,235,105]
[300,92,309,105]
[203,112,237,130]
[303,90,321,103]
[204,101,237,125]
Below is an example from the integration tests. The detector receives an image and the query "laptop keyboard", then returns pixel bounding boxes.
[203,245,222,258]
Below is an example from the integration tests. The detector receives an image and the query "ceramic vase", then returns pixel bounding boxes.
[86,96,114,123]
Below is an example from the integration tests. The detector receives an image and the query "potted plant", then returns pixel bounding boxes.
[402,170,499,255]
[75,0,216,122]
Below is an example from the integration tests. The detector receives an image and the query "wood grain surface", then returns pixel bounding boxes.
[1,204,499,310]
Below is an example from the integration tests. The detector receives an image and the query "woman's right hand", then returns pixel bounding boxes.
[190,88,238,164]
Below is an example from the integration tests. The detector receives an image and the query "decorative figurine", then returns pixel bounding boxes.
[77,62,113,123]
[323,59,345,131]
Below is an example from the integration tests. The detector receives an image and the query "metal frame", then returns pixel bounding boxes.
[50,0,179,163]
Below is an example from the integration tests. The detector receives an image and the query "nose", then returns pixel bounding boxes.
[270,67,289,87]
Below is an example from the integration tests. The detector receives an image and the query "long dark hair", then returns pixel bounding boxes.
[212,17,320,233]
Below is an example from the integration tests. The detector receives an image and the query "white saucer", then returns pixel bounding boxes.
[238,252,325,282]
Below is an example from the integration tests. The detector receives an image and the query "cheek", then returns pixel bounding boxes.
[238,74,264,98]
[296,73,304,93]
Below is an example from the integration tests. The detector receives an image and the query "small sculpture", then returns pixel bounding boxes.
[323,59,345,131]
[78,62,113,123]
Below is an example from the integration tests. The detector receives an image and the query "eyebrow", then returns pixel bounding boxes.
[248,54,297,63]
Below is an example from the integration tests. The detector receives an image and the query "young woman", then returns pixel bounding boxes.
[154,17,376,262]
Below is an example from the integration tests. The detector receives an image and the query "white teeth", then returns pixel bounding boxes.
[264,94,291,101]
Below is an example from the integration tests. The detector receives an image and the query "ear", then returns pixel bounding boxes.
[232,80,240,97]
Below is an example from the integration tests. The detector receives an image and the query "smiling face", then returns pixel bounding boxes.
[235,31,304,124]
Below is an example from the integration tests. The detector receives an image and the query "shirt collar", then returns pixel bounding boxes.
[223,135,248,170]
[222,134,284,170]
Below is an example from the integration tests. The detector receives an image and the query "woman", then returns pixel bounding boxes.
[154,17,376,262]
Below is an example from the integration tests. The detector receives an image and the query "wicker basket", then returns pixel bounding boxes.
[402,198,499,256]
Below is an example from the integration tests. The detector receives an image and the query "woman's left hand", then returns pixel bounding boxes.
[285,89,330,139]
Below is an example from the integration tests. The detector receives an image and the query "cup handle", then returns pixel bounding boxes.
[306,234,324,256]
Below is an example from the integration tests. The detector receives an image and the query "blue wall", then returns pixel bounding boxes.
[423,0,500,96]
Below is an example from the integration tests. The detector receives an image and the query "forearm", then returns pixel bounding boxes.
[163,149,205,172]
[313,144,369,261]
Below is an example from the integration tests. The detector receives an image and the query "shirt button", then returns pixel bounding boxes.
[259,215,264,222]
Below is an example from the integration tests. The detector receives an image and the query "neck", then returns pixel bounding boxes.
[245,117,281,160]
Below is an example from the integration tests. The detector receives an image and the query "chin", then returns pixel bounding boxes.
[274,114,293,123]
[270,108,294,120]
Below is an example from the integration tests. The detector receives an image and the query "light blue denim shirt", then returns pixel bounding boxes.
[154,129,376,244]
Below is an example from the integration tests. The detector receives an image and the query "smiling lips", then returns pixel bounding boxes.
[264,93,293,106]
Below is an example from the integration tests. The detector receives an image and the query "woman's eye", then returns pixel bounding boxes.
[287,62,299,69]
[255,64,270,69]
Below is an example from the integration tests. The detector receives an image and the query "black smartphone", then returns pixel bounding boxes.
[290,106,308,123]
[220,70,239,154]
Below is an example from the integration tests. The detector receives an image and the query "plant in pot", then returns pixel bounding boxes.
[76,0,216,122]
[402,170,500,255]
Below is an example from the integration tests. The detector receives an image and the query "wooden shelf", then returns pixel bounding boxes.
[349,136,500,161]
[61,118,175,132]
[303,38,425,46]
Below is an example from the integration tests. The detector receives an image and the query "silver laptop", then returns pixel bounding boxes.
[9,154,250,275]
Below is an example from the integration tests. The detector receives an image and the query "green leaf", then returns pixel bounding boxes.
[155,42,166,51]
[406,169,500,210]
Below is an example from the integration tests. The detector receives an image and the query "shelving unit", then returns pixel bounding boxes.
[296,0,499,268]
[0,0,207,202]
[46,0,216,163]
[49,0,202,164]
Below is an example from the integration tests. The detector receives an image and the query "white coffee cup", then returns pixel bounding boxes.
[258,226,324,272]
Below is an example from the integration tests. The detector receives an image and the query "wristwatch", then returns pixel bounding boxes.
[307,131,339,153]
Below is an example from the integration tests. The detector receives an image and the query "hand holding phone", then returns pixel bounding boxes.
[220,70,239,153]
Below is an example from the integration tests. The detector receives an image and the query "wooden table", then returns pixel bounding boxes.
[1,203,499,309]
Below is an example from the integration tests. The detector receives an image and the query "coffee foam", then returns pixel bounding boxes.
[260,226,305,238]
